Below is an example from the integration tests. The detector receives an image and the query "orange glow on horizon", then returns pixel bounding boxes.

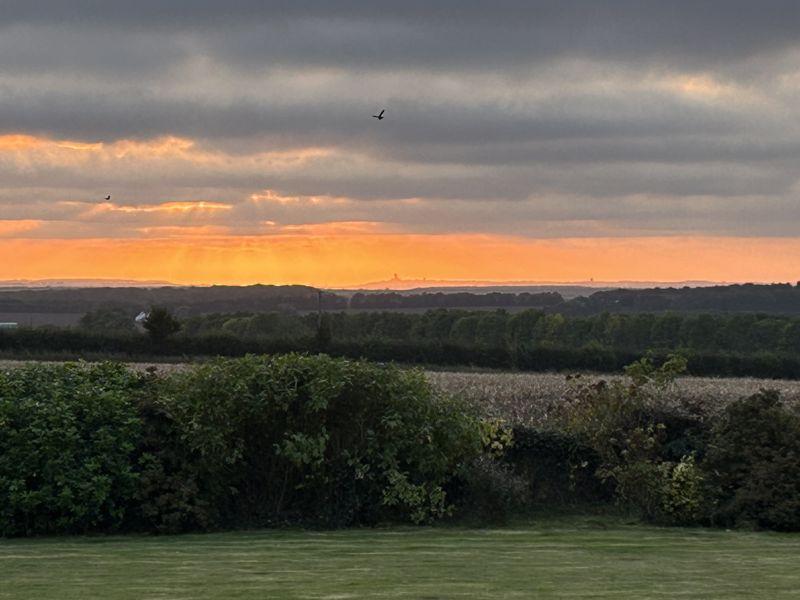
[0,234,798,287]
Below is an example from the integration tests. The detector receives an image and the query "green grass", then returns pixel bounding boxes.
[2,518,799,599]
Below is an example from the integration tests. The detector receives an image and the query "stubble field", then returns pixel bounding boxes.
[429,370,800,426]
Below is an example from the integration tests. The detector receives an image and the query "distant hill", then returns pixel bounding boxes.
[346,275,724,292]
[0,279,176,288]
[333,285,611,300]
[0,285,341,317]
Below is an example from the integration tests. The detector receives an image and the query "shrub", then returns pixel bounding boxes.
[457,455,530,523]
[0,362,142,536]
[703,390,800,531]
[504,427,607,504]
[0,355,488,536]
[130,373,212,533]
[557,354,708,523]
[659,454,706,524]
[151,354,484,528]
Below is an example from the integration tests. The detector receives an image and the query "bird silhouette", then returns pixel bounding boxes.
[104,195,111,201]
[372,109,385,120]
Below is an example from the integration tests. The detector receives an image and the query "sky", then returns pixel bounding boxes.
[2,1,800,286]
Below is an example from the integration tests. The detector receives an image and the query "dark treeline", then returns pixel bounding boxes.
[565,282,800,315]
[0,286,560,315]
[3,282,800,317]
[0,285,346,315]
[1,307,799,378]
[348,291,563,310]
[182,309,800,356]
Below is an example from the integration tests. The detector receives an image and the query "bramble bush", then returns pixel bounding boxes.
[552,354,710,524]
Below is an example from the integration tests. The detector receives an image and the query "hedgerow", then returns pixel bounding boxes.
[1,353,799,536]
[0,355,484,535]
[0,362,142,536]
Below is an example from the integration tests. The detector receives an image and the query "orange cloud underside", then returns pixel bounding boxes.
[0,220,42,236]
[0,235,798,286]
[92,201,233,214]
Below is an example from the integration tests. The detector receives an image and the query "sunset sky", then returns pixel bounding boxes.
[2,2,800,286]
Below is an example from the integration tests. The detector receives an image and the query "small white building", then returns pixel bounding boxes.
[134,311,148,332]
[0,322,18,330]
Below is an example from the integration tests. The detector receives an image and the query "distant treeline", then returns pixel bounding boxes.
[567,282,800,315]
[1,307,799,378]
[0,284,341,315]
[347,291,563,310]
[2,282,800,317]
[183,309,800,356]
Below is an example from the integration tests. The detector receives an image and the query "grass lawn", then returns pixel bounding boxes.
[2,517,799,599]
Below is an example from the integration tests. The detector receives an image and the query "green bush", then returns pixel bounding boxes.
[0,355,486,536]
[131,373,212,533]
[703,390,800,531]
[0,363,142,536]
[557,355,708,524]
[2,353,799,536]
[457,455,530,523]
[504,427,607,504]
[659,454,706,524]
[149,354,484,528]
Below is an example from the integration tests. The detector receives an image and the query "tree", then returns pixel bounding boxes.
[315,313,333,349]
[79,307,136,333]
[143,306,182,343]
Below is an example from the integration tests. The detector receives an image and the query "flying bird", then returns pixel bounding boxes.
[104,195,111,200]
[372,109,385,120]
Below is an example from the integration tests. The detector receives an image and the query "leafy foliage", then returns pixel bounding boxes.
[556,354,709,523]
[2,352,799,536]
[457,455,530,524]
[504,427,608,504]
[0,355,485,536]
[79,307,136,333]
[155,354,484,527]
[8,304,800,378]
[0,363,142,536]
[143,306,182,343]
[703,390,800,531]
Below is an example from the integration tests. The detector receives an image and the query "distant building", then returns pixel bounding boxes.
[134,311,148,332]
[0,322,18,329]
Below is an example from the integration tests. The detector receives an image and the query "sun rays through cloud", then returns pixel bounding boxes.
[2,3,800,283]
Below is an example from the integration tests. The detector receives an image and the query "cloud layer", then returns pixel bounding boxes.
[1,1,800,282]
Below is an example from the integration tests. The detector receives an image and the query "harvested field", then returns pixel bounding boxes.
[427,371,800,426]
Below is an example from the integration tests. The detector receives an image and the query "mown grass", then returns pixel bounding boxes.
[2,518,799,599]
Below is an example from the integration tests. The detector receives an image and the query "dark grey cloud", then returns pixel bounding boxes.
[2,1,800,239]
[0,25,193,77]
[3,2,799,69]
[0,84,744,143]
[0,1,798,88]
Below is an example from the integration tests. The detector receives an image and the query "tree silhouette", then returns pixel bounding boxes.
[143,306,182,343]
[315,313,333,350]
